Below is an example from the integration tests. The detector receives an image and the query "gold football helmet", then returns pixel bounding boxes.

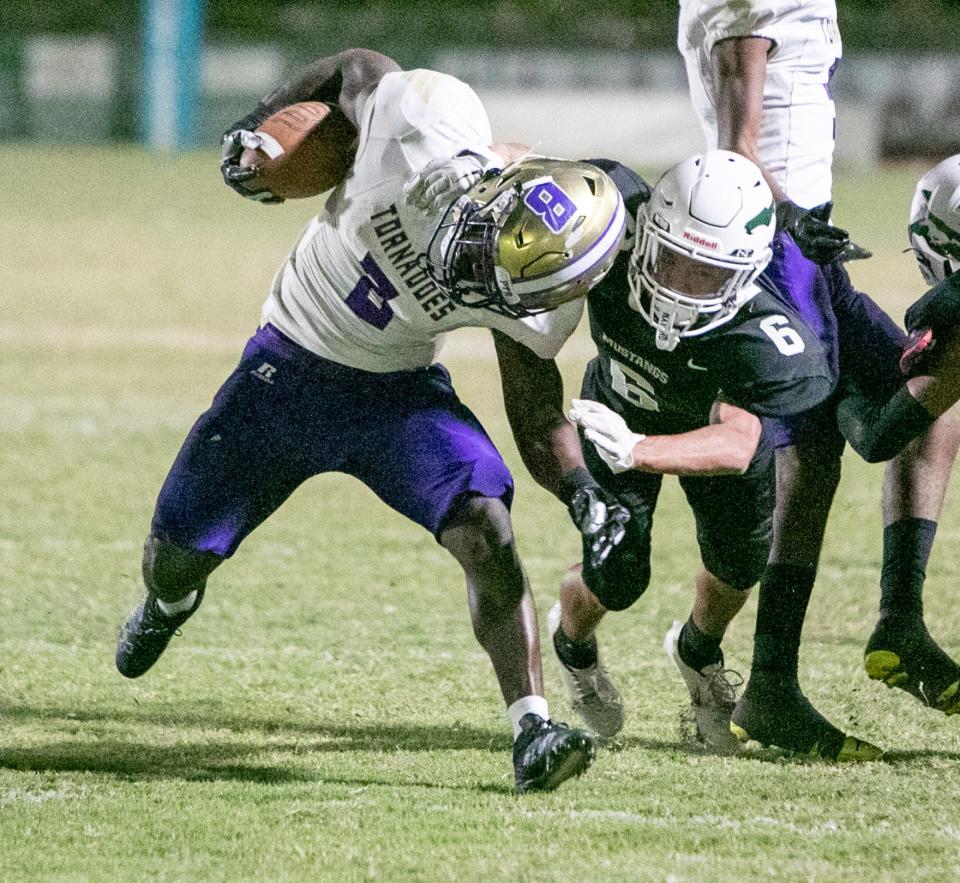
[425,158,627,318]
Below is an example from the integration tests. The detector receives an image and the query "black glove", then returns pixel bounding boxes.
[560,468,631,569]
[776,200,870,264]
[904,271,960,334]
[219,104,285,204]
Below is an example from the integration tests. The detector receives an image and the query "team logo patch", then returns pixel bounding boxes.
[523,180,577,233]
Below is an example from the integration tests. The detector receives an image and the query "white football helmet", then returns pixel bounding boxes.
[425,158,627,318]
[909,154,960,286]
[630,150,775,351]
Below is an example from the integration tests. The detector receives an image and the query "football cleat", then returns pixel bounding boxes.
[547,602,624,738]
[663,620,742,756]
[513,714,597,794]
[899,327,936,376]
[864,618,960,714]
[116,589,204,679]
[730,672,883,761]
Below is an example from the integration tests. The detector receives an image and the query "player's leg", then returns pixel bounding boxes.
[547,447,661,738]
[830,277,960,712]
[731,438,881,759]
[866,416,960,712]
[354,363,595,792]
[667,446,772,754]
[117,325,322,678]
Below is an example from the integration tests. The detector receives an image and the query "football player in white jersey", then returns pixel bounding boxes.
[114,49,629,794]
[679,2,960,753]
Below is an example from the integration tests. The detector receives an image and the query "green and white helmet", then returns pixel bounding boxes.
[425,158,627,318]
[909,154,960,286]
[630,150,775,351]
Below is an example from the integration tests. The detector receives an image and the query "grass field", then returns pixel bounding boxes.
[3,147,960,881]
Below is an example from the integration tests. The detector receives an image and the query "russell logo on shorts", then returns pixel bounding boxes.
[252,362,277,384]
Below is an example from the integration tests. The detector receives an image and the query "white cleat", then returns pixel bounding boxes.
[547,602,624,738]
[663,619,742,756]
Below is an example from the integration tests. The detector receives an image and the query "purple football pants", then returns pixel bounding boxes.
[151,324,514,558]
[764,232,907,453]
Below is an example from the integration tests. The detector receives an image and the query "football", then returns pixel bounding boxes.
[238,101,358,199]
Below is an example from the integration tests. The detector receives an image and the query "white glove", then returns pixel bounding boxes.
[403,150,501,214]
[568,398,645,474]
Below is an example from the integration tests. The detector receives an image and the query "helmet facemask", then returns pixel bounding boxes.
[426,187,529,318]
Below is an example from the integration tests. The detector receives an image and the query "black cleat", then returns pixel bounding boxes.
[865,618,960,714]
[116,589,204,679]
[731,672,882,761]
[513,714,597,794]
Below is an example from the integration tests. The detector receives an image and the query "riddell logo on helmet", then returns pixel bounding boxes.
[682,230,720,249]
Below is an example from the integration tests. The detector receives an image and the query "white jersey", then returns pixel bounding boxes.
[678,0,841,208]
[260,69,583,372]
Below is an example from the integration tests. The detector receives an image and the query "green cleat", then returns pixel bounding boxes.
[731,672,883,762]
[865,619,960,714]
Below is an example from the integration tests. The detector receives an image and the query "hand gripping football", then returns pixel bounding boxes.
[238,101,358,199]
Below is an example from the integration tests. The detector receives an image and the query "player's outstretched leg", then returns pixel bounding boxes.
[865,619,960,714]
[663,620,742,755]
[513,714,597,794]
[730,673,883,761]
[116,534,220,679]
[440,497,597,793]
[548,601,624,738]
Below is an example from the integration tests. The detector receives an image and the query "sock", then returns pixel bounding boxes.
[751,563,817,679]
[879,517,937,623]
[677,616,723,672]
[157,590,198,617]
[553,624,598,670]
[509,695,549,740]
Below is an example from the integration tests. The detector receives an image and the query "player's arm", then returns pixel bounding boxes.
[570,398,761,476]
[220,49,399,201]
[257,49,401,128]
[835,355,960,463]
[493,329,587,497]
[493,330,630,568]
[711,37,859,263]
[711,37,786,202]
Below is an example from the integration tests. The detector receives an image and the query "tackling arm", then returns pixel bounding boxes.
[630,401,762,476]
[572,398,762,476]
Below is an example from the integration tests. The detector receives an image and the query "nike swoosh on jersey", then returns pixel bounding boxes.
[687,359,709,371]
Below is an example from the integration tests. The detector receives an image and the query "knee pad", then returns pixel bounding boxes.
[581,525,652,612]
[702,543,768,592]
[142,533,222,602]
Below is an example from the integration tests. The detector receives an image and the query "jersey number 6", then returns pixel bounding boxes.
[759,315,805,356]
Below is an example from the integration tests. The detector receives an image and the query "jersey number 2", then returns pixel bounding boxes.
[759,315,805,356]
[345,253,399,330]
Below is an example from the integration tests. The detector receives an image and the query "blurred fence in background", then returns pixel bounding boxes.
[1,0,959,165]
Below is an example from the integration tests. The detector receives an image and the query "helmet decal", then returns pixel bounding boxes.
[745,204,774,234]
[425,158,626,318]
[522,180,578,233]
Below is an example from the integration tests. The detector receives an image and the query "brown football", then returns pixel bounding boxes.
[238,101,358,199]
